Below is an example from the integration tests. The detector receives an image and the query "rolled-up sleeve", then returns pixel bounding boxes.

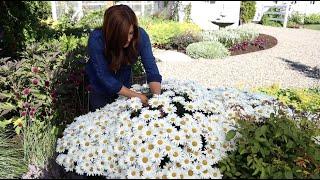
[139,28,162,84]
[87,32,123,95]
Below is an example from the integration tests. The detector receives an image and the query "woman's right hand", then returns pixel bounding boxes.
[137,93,148,106]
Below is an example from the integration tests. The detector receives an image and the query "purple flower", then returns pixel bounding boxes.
[32,78,39,85]
[45,80,50,87]
[23,88,31,96]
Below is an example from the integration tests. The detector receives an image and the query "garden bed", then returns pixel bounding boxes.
[229,34,278,56]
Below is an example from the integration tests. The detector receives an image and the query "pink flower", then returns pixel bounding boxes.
[32,78,39,85]
[29,111,35,118]
[31,67,39,73]
[22,88,31,96]
[21,111,27,117]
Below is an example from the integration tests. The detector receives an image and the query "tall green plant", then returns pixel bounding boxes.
[240,1,256,24]
[0,1,51,56]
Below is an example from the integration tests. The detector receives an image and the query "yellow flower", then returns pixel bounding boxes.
[13,117,24,128]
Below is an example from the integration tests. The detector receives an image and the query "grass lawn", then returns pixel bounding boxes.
[303,24,320,30]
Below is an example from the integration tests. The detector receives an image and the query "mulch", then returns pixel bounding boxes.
[229,34,278,56]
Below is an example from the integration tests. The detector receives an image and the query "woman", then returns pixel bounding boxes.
[86,4,162,111]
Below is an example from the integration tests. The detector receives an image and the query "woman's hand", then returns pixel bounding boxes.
[118,86,148,105]
[149,82,161,95]
[137,93,148,106]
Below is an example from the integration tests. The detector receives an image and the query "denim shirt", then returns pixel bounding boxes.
[86,27,162,96]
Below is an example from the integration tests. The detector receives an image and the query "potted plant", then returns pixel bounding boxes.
[132,56,146,85]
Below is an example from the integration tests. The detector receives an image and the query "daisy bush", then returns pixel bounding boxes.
[55,79,295,179]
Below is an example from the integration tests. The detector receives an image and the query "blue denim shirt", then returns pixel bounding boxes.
[86,27,162,96]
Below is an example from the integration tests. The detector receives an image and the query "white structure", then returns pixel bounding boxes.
[253,1,320,22]
[50,1,241,31]
[180,1,241,30]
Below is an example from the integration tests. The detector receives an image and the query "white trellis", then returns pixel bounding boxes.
[262,4,290,28]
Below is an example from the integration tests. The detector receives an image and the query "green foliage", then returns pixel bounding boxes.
[186,41,230,59]
[0,1,51,56]
[289,12,305,25]
[202,28,259,48]
[77,8,105,29]
[256,85,320,114]
[183,3,192,23]
[304,13,320,24]
[23,121,57,168]
[219,114,320,179]
[0,129,27,178]
[0,39,89,134]
[147,20,201,48]
[261,7,283,27]
[240,1,256,24]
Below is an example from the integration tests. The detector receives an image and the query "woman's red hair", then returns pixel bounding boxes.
[102,4,140,72]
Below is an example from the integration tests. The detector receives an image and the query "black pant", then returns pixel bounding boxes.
[89,92,118,112]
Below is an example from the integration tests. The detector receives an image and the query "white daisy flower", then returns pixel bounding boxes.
[124,151,137,165]
[150,149,164,164]
[75,164,85,175]
[193,112,206,121]
[153,137,167,149]
[180,154,193,169]
[149,97,161,108]
[137,144,149,155]
[80,138,92,149]
[184,168,198,179]
[141,127,155,140]
[138,153,153,168]
[148,119,161,129]
[133,121,146,133]
[169,130,186,146]
[130,101,143,111]
[151,110,161,119]
[164,124,176,136]
[140,110,153,121]
[172,96,185,103]
[166,114,179,124]
[56,154,67,166]
[129,136,143,148]
[163,142,174,155]
[209,167,223,179]
[168,147,183,162]
[167,168,180,179]
[184,101,198,112]
[188,137,203,152]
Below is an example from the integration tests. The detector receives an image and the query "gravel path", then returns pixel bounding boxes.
[154,23,320,89]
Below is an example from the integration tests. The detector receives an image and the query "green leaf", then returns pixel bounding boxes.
[0,118,12,128]
[15,126,22,135]
[226,130,236,141]
[0,102,16,111]
[284,170,293,179]
[0,92,14,99]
